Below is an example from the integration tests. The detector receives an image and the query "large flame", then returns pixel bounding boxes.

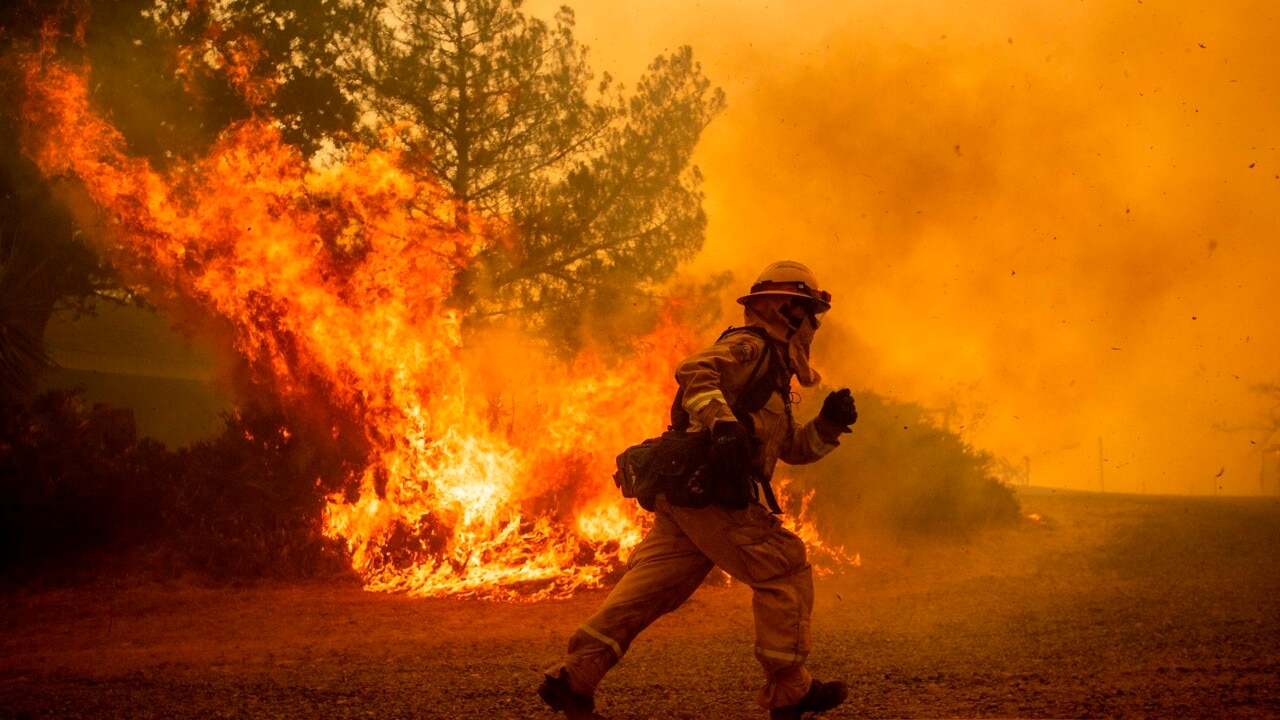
[15,32,851,599]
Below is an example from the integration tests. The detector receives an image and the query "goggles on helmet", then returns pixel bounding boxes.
[747,280,833,308]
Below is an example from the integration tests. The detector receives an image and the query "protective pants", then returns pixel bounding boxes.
[548,495,815,710]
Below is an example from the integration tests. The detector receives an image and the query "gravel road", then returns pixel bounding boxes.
[2,488,1278,719]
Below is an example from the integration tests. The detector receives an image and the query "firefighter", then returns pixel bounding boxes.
[539,260,858,720]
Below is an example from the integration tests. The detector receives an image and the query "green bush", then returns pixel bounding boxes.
[0,389,352,584]
[788,389,1020,541]
[0,390,160,577]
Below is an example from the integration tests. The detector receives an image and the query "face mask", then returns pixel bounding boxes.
[781,300,808,330]
[788,310,822,388]
[780,298,828,330]
[744,297,823,388]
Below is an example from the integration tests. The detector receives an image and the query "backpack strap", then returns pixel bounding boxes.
[720,326,791,427]
[722,327,790,514]
[671,326,791,514]
[669,326,773,431]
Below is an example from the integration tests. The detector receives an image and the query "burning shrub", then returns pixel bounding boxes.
[788,390,1020,541]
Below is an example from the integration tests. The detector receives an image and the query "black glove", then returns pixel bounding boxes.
[711,420,753,481]
[710,420,756,508]
[820,388,857,432]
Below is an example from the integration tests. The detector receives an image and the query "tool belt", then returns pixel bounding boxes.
[614,429,710,511]
[613,326,789,514]
[612,429,777,512]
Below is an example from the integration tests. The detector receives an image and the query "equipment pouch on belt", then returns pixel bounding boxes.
[613,430,713,511]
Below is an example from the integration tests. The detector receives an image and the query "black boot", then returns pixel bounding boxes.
[538,669,600,719]
[768,679,849,719]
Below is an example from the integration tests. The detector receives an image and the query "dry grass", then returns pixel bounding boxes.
[2,488,1278,719]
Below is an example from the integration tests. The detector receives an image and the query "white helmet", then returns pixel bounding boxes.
[736,260,831,311]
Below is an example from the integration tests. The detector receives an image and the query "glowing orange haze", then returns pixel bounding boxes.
[547,0,1280,495]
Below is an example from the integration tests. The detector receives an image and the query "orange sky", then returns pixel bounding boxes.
[528,0,1280,494]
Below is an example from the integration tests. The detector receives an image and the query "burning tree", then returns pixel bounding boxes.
[0,59,144,403]
[1,0,724,396]
[89,0,725,349]
[1,0,739,599]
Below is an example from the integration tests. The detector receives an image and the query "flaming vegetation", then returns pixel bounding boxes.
[0,0,732,598]
[70,0,725,348]
[11,36,694,597]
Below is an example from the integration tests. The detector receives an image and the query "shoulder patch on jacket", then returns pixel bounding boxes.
[730,340,760,364]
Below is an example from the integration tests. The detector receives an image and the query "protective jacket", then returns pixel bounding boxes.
[674,325,842,489]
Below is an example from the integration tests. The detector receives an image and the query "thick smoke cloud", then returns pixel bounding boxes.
[537,0,1280,494]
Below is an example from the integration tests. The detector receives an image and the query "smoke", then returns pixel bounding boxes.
[541,0,1280,494]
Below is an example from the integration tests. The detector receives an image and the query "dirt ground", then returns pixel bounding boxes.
[2,488,1279,719]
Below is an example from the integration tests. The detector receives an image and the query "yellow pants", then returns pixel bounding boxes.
[550,495,815,710]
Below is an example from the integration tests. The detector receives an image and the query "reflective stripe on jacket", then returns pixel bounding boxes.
[674,327,838,481]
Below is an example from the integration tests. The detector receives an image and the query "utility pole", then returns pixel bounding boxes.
[1098,437,1105,493]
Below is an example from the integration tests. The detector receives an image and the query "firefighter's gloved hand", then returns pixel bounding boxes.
[820,388,857,432]
[711,420,754,480]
